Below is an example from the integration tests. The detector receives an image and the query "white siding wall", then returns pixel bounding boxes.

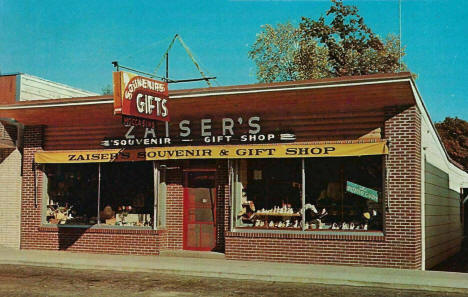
[0,149,22,249]
[421,117,467,269]
[18,74,98,101]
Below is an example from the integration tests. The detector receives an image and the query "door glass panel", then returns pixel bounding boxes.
[187,224,200,248]
[201,224,216,248]
[195,208,213,222]
[187,172,215,188]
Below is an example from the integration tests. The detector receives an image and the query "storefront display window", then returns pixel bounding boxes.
[44,162,154,227]
[236,159,302,229]
[234,156,383,232]
[304,156,383,231]
[100,162,154,227]
[44,164,98,225]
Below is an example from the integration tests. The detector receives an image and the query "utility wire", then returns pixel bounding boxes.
[399,0,402,72]
[117,36,172,62]
[154,34,215,87]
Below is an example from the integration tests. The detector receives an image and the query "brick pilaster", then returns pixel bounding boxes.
[163,165,184,250]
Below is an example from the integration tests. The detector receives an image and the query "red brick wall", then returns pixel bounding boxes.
[20,126,161,255]
[384,105,422,268]
[34,227,161,255]
[225,106,423,269]
[0,75,16,105]
[215,160,229,252]
[162,166,184,250]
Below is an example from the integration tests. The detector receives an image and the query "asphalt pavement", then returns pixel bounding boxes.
[1,264,466,297]
[0,246,467,294]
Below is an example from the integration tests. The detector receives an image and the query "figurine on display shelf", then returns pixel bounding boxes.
[362,209,380,230]
[308,218,326,229]
[237,198,256,225]
[117,205,132,225]
[301,203,329,229]
[257,202,297,215]
[99,205,116,225]
[302,203,328,219]
[46,203,74,225]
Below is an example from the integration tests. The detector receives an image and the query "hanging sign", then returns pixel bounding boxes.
[113,71,169,125]
[35,141,388,164]
[346,181,379,202]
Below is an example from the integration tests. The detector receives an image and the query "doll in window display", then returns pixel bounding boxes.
[237,188,257,226]
[316,181,341,225]
[347,161,382,230]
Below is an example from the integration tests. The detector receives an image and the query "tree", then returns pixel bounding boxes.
[248,22,329,82]
[249,0,407,82]
[101,84,113,95]
[435,117,468,170]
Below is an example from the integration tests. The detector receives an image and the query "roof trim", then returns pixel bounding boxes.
[0,99,112,110]
[0,72,21,77]
[408,79,467,172]
[169,72,413,96]
[0,73,413,110]
[170,78,412,99]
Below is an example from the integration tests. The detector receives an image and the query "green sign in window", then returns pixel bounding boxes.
[346,181,379,202]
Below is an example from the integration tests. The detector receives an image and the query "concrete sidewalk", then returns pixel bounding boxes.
[0,247,467,294]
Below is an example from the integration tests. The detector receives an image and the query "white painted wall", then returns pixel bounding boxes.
[0,149,21,249]
[412,81,468,269]
[18,74,98,101]
[421,118,468,192]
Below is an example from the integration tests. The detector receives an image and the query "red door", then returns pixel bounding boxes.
[183,171,216,251]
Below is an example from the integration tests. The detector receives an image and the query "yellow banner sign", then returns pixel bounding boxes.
[34,141,387,164]
[34,149,144,164]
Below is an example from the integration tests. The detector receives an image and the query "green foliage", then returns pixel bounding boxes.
[249,22,303,82]
[249,0,408,82]
[435,117,468,170]
[101,84,113,95]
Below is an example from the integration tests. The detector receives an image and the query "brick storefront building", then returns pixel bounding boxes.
[1,72,467,270]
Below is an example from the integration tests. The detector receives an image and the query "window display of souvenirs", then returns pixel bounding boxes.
[44,162,154,228]
[235,156,383,231]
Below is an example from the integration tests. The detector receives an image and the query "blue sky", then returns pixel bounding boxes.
[0,0,466,122]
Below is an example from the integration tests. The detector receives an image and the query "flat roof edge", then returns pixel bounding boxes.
[170,72,413,97]
[0,73,413,109]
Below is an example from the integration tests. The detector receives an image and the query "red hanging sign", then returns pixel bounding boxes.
[113,71,169,123]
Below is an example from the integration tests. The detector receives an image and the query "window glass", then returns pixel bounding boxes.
[44,162,155,227]
[304,156,383,231]
[234,156,383,231]
[44,164,98,225]
[236,159,302,229]
[100,162,154,227]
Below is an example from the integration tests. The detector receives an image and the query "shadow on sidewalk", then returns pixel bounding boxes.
[431,237,468,273]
